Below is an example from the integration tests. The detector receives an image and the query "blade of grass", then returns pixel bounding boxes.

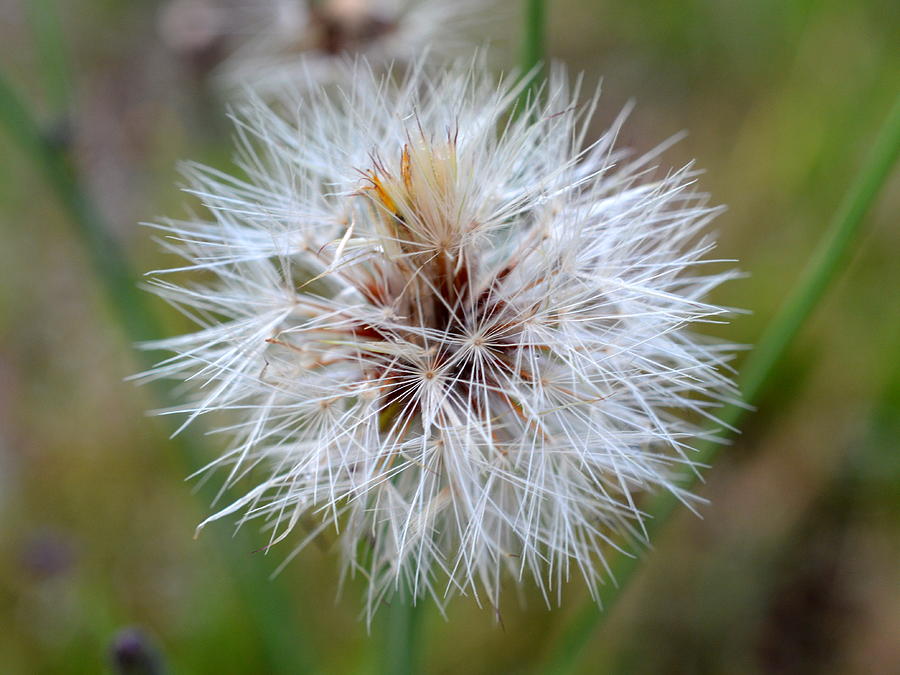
[515,0,546,119]
[538,93,900,674]
[522,0,546,87]
[0,72,316,675]
[24,0,72,114]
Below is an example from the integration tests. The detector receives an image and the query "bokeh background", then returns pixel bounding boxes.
[1,0,898,672]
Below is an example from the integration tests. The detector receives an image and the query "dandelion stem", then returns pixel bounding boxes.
[539,93,900,674]
[0,72,317,675]
[380,595,422,675]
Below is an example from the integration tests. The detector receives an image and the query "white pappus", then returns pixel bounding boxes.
[140,58,741,619]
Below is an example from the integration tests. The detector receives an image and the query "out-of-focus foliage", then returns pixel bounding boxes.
[1,1,897,672]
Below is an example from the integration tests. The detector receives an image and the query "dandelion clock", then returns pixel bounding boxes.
[141,59,740,619]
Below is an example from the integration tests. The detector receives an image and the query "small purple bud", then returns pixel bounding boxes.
[110,627,165,675]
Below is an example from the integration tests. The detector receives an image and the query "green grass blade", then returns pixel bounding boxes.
[538,93,900,674]
[522,0,546,85]
[0,74,158,344]
[25,0,72,114]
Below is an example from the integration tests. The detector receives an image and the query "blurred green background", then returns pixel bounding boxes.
[1,0,898,672]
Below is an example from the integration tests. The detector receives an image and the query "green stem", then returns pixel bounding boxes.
[0,75,157,344]
[521,0,546,93]
[25,0,72,114]
[380,595,421,675]
[539,94,900,674]
[0,73,316,674]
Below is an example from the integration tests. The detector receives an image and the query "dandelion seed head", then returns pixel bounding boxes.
[142,59,741,620]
